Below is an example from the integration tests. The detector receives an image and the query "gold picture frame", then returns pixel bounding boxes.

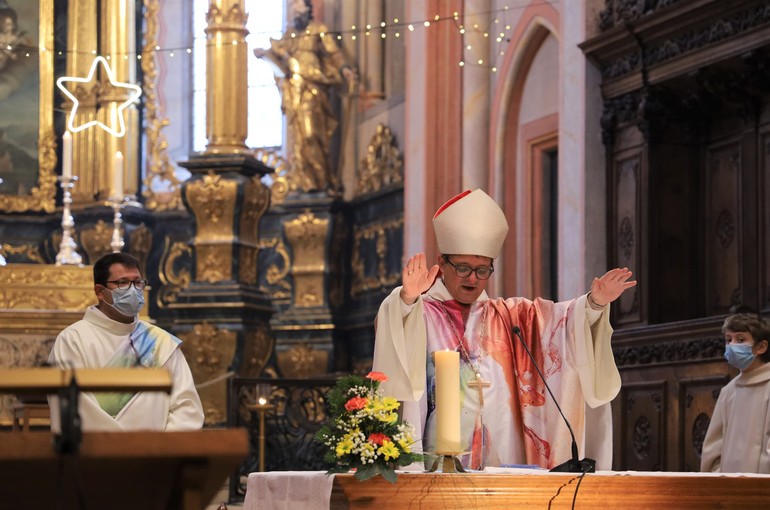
[0,0,56,213]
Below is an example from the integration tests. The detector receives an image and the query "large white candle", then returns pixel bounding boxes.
[434,349,461,454]
[113,151,124,198]
[62,131,72,179]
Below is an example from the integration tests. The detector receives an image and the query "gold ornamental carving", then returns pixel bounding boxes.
[129,223,152,271]
[276,343,328,378]
[206,1,248,26]
[254,148,289,205]
[186,172,237,282]
[239,245,258,284]
[257,237,291,300]
[157,238,192,306]
[239,325,274,377]
[239,177,271,284]
[284,211,329,307]
[0,264,94,311]
[0,0,56,213]
[80,220,118,263]
[0,244,45,264]
[351,217,403,297]
[356,124,403,196]
[196,245,231,283]
[140,0,183,211]
[179,322,237,425]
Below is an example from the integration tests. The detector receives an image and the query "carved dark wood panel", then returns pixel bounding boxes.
[618,380,667,471]
[614,154,642,324]
[763,131,770,310]
[678,376,730,472]
[586,0,770,473]
[704,141,741,314]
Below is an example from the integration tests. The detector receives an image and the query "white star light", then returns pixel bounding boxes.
[56,56,142,137]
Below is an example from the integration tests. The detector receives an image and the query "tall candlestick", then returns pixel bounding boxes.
[62,131,72,179]
[113,151,124,198]
[434,349,461,454]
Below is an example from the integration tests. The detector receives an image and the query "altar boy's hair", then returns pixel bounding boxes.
[722,313,770,364]
[93,252,142,286]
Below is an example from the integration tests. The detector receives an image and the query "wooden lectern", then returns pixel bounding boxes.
[0,368,249,509]
[0,429,248,510]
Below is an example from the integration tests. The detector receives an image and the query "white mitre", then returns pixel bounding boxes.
[432,189,509,258]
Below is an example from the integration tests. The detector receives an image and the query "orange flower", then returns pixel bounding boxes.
[368,432,389,445]
[366,371,388,382]
[344,396,368,411]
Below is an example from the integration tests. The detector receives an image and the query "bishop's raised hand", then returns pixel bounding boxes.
[589,267,637,307]
[400,253,440,305]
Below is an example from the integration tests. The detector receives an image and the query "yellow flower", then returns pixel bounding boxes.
[381,397,399,411]
[335,437,354,457]
[378,440,400,461]
[398,438,411,453]
[378,411,398,424]
[366,397,383,414]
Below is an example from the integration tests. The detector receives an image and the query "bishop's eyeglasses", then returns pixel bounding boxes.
[444,257,494,280]
[106,279,148,290]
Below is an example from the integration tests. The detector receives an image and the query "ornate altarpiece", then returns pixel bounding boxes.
[582,0,770,470]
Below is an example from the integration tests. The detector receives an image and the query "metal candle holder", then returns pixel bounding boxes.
[427,452,466,473]
[246,384,275,472]
[108,195,127,253]
[55,176,83,266]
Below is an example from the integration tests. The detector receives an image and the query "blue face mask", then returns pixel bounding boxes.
[724,343,756,371]
[105,286,145,317]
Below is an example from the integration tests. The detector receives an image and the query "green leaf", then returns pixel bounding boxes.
[379,464,398,483]
[354,463,378,481]
[326,465,352,475]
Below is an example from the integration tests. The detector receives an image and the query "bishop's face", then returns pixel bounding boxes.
[438,254,493,304]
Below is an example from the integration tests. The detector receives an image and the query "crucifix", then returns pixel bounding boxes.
[467,371,491,406]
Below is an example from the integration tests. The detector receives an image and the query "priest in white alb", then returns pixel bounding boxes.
[372,189,636,470]
[48,253,204,431]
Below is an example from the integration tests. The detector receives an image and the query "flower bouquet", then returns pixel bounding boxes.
[315,371,422,483]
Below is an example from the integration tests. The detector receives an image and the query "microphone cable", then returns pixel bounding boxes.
[511,326,582,467]
[510,325,594,507]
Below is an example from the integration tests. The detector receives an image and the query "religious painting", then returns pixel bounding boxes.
[0,0,56,213]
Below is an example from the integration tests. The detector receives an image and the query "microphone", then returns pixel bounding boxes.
[511,325,595,473]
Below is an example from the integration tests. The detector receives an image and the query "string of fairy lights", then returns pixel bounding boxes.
[10,1,556,75]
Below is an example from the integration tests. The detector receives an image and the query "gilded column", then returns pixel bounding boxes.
[268,197,344,378]
[99,0,140,200]
[174,158,274,425]
[173,2,273,425]
[64,0,99,204]
[204,0,250,154]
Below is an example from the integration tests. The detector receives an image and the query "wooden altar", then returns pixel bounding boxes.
[246,470,770,510]
[0,429,249,510]
[330,472,770,509]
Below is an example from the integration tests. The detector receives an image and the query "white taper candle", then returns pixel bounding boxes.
[113,151,124,199]
[62,131,72,179]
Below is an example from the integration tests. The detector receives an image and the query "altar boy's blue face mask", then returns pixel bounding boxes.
[724,343,756,371]
[105,286,145,317]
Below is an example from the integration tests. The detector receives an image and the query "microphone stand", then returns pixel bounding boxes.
[512,326,595,473]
